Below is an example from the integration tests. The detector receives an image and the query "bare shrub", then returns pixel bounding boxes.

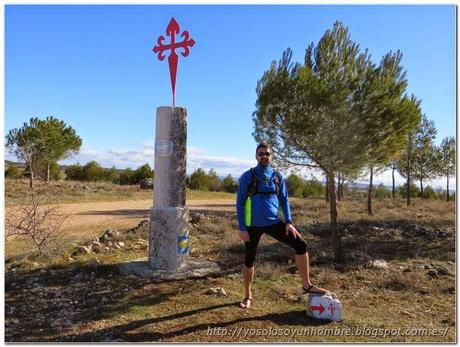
[376,271,436,293]
[255,261,286,280]
[6,188,70,255]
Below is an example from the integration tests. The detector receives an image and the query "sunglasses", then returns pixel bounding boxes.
[258,152,272,157]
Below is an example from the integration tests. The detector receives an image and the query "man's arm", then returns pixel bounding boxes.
[278,173,302,238]
[236,172,250,231]
[278,173,293,224]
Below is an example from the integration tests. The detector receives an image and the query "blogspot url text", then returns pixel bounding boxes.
[205,325,449,338]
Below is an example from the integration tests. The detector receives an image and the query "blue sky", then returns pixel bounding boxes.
[4,4,456,188]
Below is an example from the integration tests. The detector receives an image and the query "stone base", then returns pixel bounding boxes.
[149,206,189,271]
[119,257,221,281]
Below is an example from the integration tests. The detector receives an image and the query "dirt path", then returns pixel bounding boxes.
[55,199,235,240]
[6,198,235,242]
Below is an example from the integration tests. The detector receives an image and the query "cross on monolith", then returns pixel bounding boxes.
[152,17,195,107]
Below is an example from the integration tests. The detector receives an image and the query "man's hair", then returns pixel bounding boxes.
[256,143,272,154]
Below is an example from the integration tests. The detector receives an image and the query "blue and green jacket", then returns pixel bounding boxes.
[236,164,292,231]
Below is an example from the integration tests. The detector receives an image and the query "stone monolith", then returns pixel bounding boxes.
[149,106,189,271]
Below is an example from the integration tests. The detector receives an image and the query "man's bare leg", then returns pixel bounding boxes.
[240,264,254,308]
[295,253,329,294]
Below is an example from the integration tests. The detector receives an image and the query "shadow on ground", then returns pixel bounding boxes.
[46,304,329,342]
[5,262,174,341]
[77,209,149,217]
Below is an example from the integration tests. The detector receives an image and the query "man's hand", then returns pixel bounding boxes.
[239,230,250,242]
[285,223,302,239]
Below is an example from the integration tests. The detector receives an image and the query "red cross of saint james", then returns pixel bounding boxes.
[152,17,195,107]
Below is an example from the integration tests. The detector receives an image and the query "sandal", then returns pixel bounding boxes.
[239,297,252,309]
[303,284,329,295]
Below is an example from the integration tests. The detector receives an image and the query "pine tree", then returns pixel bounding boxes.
[6,118,46,188]
[36,116,82,181]
[438,136,455,201]
[412,115,437,198]
[361,52,418,215]
[253,21,415,262]
[396,97,423,206]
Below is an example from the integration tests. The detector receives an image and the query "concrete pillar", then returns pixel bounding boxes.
[149,207,189,270]
[152,107,187,207]
[149,106,189,271]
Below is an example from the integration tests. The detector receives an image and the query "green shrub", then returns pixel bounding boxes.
[435,188,454,201]
[188,168,224,191]
[421,186,438,199]
[374,184,391,199]
[119,168,135,185]
[133,163,154,184]
[208,169,223,191]
[286,174,305,198]
[286,174,325,198]
[5,165,23,179]
[35,161,62,180]
[65,163,84,180]
[397,182,420,198]
[222,174,237,193]
[66,162,119,183]
[105,166,119,183]
[189,168,211,190]
[303,177,325,197]
[82,161,106,181]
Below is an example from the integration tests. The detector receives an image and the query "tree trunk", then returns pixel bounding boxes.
[367,166,374,216]
[447,172,450,202]
[392,167,395,199]
[325,176,329,202]
[46,162,50,182]
[420,178,424,199]
[407,173,411,206]
[340,179,344,199]
[328,172,344,263]
[337,174,342,201]
[29,163,34,189]
[407,152,411,206]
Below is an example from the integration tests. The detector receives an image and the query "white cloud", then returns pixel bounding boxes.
[59,145,155,169]
[188,154,255,177]
[55,143,254,177]
[7,143,456,189]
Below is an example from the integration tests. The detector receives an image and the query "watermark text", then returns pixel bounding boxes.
[205,325,449,339]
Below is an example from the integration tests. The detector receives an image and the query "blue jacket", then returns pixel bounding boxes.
[236,164,292,231]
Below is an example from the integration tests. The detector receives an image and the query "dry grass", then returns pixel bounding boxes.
[5,179,150,205]
[4,181,456,342]
[291,195,455,226]
[5,178,236,205]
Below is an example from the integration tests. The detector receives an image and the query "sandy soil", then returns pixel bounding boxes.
[6,198,235,242]
[55,199,235,239]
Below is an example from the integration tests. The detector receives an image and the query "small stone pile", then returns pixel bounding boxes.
[139,178,154,189]
[204,287,227,297]
[72,220,150,256]
[125,219,150,239]
[426,265,451,278]
[189,212,205,225]
[402,224,451,239]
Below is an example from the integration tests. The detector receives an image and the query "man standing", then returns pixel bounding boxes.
[236,143,329,309]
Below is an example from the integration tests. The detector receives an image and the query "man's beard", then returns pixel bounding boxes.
[259,160,269,167]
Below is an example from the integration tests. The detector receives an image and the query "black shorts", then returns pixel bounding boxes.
[244,221,307,268]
